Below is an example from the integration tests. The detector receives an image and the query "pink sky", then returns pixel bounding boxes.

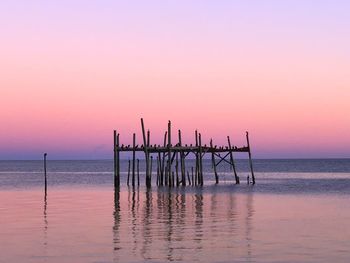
[0,1,349,159]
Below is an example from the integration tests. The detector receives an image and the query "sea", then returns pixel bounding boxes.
[1,159,350,263]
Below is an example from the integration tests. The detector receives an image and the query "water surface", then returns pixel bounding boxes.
[1,160,350,262]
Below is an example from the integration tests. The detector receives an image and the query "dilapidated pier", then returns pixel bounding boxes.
[113,119,255,188]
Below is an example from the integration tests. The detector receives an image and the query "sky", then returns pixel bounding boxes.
[0,0,349,159]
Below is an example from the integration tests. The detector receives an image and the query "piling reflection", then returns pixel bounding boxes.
[245,192,254,261]
[113,187,255,262]
[112,190,121,262]
[43,193,48,247]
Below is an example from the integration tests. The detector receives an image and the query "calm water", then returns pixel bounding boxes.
[1,159,350,263]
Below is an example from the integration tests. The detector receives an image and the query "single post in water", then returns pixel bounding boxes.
[44,153,47,195]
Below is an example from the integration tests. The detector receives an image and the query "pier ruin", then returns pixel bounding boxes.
[113,118,255,188]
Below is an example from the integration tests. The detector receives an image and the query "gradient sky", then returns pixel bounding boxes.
[1,0,349,159]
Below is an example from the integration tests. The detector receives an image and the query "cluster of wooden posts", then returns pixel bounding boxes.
[113,119,255,188]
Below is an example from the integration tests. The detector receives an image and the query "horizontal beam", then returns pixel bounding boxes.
[114,145,249,153]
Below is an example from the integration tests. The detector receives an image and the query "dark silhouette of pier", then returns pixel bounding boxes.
[113,118,255,188]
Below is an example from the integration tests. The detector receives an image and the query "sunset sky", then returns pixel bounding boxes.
[0,1,349,159]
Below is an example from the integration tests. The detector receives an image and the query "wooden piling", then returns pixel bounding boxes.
[195,130,199,186]
[156,156,160,186]
[210,139,219,184]
[141,118,151,187]
[113,131,120,189]
[198,133,203,186]
[246,132,255,185]
[178,130,186,186]
[132,133,136,187]
[161,131,167,186]
[167,121,172,187]
[150,156,153,185]
[44,153,47,194]
[175,152,179,186]
[127,160,131,186]
[137,159,140,186]
[227,136,239,184]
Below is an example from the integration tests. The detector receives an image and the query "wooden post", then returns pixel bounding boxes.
[127,159,131,186]
[175,152,179,186]
[132,133,136,187]
[137,159,140,186]
[147,130,150,147]
[210,139,219,184]
[113,131,120,189]
[147,129,151,185]
[157,152,162,186]
[246,131,255,185]
[116,133,120,188]
[195,130,199,186]
[141,118,150,187]
[227,136,239,184]
[161,131,167,186]
[156,156,160,186]
[167,121,172,187]
[150,156,153,185]
[44,153,47,195]
[178,130,186,186]
[198,133,203,186]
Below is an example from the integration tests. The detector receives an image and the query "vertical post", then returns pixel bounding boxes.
[137,159,140,186]
[156,156,160,186]
[195,130,199,186]
[116,133,120,188]
[149,156,153,186]
[141,118,150,187]
[246,131,255,185]
[178,130,186,186]
[132,133,136,187]
[227,136,239,184]
[198,133,203,186]
[158,152,162,186]
[210,139,219,184]
[161,131,167,186]
[127,160,131,186]
[113,131,119,189]
[44,153,47,195]
[147,130,151,183]
[147,130,150,146]
[167,121,172,187]
[175,152,179,186]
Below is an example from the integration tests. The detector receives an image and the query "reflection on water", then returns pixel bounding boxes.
[43,193,48,249]
[1,186,350,263]
[111,186,255,262]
